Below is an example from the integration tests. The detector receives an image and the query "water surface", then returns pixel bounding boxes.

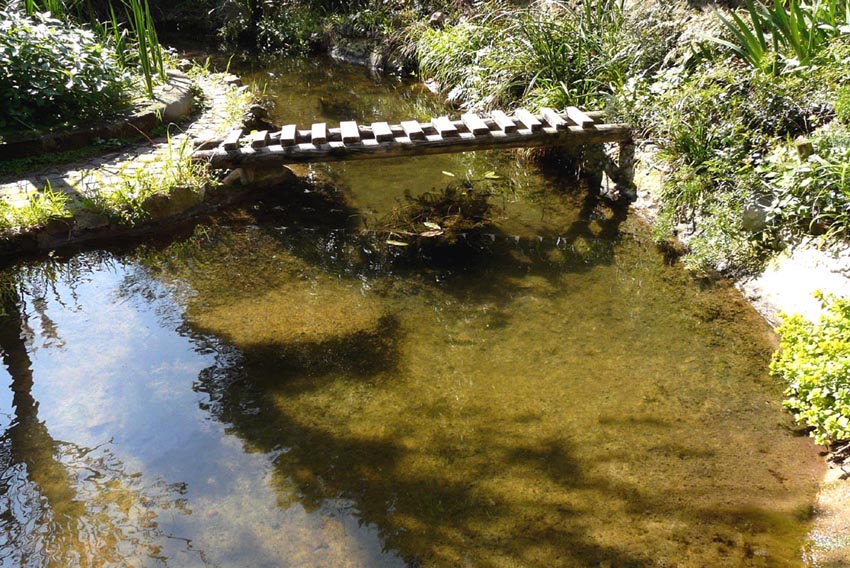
[0,57,823,567]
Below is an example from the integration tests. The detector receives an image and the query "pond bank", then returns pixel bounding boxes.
[0,70,278,257]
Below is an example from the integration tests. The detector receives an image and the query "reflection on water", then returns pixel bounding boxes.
[0,56,825,567]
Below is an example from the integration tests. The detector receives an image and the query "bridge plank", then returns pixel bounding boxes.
[280,125,296,146]
[490,110,518,134]
[514,109,542,132]
[461,113,490,136]
[312,123,328,145]
[340,121,360,144]
[250,130,270,148]
[432,116,459,138]
[221,128,243,151]
[540,108,568,130]
[198,123,633,168]
[401,120,426,140]
[372,121,394,142]
[566,106,595,129]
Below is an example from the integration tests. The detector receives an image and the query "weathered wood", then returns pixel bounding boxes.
[221,128,243,151]
[461,113,490,135]
[514,109,542,132]
[311,123,328,145]
[490,110,518,134]
[401,120,426,140]
[250,130,270,148]
[194,123,633,168]
[566,106,595,129]
[372,121,394,142]
[197,110,609,150]
[280,125,296,146]
[540,107,568,130]
[340,121,360,144]
[432,116,459,138]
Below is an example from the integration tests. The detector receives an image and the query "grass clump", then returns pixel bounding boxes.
[711,0,850,73]
[771,292,850,452]
[0,184,72,232]
[416,0,672,110]
[83,136,219,226]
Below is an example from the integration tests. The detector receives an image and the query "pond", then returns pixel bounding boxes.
[0,56,823,567]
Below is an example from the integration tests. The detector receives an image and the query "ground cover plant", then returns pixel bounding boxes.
[0,7,132,132]
[1,0,170,135]
[772,292,850,459]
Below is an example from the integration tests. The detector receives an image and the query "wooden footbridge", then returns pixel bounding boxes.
[192,107,636,198]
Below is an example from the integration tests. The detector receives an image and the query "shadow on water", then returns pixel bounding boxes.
[189,347,651,567]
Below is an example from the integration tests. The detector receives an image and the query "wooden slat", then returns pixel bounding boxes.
[566,106,595,129]
[401,120,425,140]
[221,128,243,151]
[490,110,518,134]
[432,116,459,138]
[372,122,394,142]
[461,113,490,135]
[340,121,360,144]
[196,123,634,168]
[540,107,568,130]
[250,130,270,148]
[514,109,542,132]
[311,123,327,145]
[280,125,296,146]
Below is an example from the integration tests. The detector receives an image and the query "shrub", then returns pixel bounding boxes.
[764,125,850,238]
[0,8,132,131]
[771,292,850,446]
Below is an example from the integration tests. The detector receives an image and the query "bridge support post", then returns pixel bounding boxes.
[574,140,636,202]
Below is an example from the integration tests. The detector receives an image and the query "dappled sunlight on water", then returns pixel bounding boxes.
[0,56,825,566]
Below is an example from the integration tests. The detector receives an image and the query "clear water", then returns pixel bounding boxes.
[0,57,823,567]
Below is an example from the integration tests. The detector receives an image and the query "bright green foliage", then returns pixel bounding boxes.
[0,184,72,230]
[771,292,850,446]
[712,0,850,72]
[0,8,132,130]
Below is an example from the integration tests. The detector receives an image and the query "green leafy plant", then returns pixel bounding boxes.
[771,292,850,446]
[763,125,850,239]
[0,7,132,131]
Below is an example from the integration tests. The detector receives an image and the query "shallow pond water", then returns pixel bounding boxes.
[0,57,824,567]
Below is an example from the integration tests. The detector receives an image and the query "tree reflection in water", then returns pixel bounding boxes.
[0,276,193,567]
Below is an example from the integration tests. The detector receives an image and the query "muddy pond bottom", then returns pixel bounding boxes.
[0,186,822,567]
